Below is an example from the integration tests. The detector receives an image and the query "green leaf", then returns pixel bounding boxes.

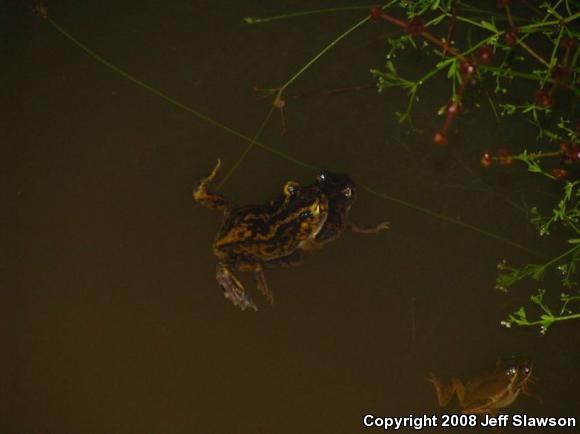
[480,20,498,32]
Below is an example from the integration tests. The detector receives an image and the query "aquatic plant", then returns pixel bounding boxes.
[496,150,579,333]
[368,1,579,147]
[248,2,579,153]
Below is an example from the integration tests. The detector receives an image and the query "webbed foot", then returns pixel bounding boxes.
[216,264,257,311]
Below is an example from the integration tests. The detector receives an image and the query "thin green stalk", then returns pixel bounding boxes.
[541,244,580,270]
[480,65,580,96]
[278,17,368,94]
[217,106,275,189]
[244,5,375,24]
[276,0,398,96]
[515,313,580,328]
[360,183,546,259]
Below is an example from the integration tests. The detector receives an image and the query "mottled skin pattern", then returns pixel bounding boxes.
[194,160,328,311]
[426,359,537,415]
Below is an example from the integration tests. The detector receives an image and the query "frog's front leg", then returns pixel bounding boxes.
[216,263,258,311]
[194,159,229,211]
[349,221,390,234]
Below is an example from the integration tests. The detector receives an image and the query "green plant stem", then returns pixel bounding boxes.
[480,65,580,96]
[361,183,545,258]
[244,5,375,24]
[542,244,580,270]
[217,106,275,189]
[276,13,374,96]
[515,312,580,327]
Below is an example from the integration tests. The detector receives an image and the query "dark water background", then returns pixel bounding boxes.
[4,1,579,433]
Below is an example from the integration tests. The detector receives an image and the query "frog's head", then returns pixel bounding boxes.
[279,182,329,240]
[498,358,533,390]
[316,171,357,208]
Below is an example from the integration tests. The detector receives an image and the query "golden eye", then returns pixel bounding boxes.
[343,187,352,198]
[284,181,300,197]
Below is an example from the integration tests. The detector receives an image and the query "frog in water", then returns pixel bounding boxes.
[426,358,536,415]
[281,171,389,253]
[194,160,328,311]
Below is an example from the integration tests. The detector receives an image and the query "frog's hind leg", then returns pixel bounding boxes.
[194,159,229,211]
[256,252,304,304]
[263,250,304,268]
[255,270,274,305]
[425,373,458,407]
[216,263,257,311]
[349,221,390,234]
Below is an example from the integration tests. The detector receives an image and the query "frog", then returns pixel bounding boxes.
[194,160,329,311]
[426,358,536,415]
[248,170,390,274]
[297,170,390,251]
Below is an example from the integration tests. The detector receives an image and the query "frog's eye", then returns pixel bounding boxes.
[284,182,301,197]
[506,366,517,376]
[342,187,352,198]
[300,210,312,219]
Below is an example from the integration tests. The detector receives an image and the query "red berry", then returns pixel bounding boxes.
[497,149,512,165]
[459,60,476,77]
[480,152,493,167]
[369,6,382,22]
[406,18,425,36]
[562,153,574,165]
[552,65,570,80]
[560,142,572,152]
[560,37,576,49]
[504,28,519,46]
[476,45,493,65]
[551,168,567,180]
[446,101,460,116]
[433,131,447,145]
[561,143,580,164]
[534,89,553,108]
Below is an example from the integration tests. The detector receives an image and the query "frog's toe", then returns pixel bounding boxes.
[216,264,257,312]
[223,287,258,312]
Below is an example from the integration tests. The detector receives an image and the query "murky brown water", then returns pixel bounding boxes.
[4,1,579,433]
